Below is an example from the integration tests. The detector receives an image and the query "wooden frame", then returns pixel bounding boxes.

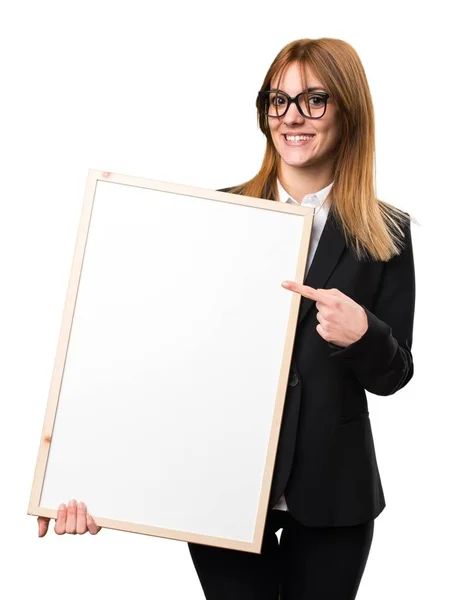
[28,169,314,553]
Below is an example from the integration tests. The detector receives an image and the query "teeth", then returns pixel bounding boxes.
[285,134,314,141]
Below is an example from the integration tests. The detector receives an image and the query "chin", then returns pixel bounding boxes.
[281,155,314,168]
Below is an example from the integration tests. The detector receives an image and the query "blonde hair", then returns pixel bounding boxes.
[229,38,410,261]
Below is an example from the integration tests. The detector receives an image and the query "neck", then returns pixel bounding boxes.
[278,161,334,202]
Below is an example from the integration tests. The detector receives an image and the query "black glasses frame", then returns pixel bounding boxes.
[258,89,330,119]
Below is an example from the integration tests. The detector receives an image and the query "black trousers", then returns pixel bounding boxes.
[188,509,374,600]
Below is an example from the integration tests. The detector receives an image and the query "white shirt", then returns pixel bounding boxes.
[273,178,334,511]
[277,179,334,273]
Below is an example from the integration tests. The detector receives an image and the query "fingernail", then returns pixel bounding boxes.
[58,503,65,510]
[79,502,85,510]
[69,499,76,507]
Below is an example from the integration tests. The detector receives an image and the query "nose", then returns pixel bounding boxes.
[283,99,306,126]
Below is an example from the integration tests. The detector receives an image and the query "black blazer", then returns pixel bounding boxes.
[219,185,415,527]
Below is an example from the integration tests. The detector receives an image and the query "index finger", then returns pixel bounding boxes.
[299,285,340,303]
[284,283,327,301]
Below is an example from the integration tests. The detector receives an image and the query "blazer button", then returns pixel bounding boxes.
[288,372,299,387]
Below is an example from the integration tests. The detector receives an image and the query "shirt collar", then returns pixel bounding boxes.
[277,179,334,207]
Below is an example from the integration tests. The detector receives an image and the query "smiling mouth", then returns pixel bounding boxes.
[283,134,315,147]
[283,134,315,142]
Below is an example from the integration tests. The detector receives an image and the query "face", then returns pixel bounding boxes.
[268,62,341,174]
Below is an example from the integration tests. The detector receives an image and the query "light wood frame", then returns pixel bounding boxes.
[28,169,314,553]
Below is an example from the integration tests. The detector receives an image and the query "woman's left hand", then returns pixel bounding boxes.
[281,281,368,348]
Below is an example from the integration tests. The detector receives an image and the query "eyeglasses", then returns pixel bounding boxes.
[257,90,330,119]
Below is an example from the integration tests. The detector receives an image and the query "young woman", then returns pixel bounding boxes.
[38,37,415,600]
[186,37,416,599]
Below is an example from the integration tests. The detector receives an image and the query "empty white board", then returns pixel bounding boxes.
[28,169,314,553]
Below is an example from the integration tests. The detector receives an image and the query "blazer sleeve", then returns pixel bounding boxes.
[328,219,416,396]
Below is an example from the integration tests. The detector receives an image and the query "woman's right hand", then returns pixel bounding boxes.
[37,499,102,537]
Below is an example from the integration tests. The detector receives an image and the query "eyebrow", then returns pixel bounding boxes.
[274,86,327,93]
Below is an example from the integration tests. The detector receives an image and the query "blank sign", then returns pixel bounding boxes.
[28,170,313,553]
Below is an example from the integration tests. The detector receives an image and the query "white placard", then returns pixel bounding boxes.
[28,170,313,554]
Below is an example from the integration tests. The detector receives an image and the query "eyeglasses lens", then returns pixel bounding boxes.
[266,92,326,118]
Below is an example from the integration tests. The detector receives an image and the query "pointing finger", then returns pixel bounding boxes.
[281,281,314,296]
[282,282,327,301]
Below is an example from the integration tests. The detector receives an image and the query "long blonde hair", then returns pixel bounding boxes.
[229,38,410,261]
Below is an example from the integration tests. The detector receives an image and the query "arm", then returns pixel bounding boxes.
[328,220,416,396]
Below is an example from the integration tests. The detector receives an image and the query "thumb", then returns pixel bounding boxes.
[37,516,50,538]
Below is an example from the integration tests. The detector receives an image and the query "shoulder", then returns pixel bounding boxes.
[379,200,412,235]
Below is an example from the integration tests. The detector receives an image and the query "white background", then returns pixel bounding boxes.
[1,1,450,598]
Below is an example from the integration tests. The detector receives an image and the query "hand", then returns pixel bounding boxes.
[281,282,368,348]
[37,499,102,537]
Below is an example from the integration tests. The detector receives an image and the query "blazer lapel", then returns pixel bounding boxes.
[265,183,347,326]
[297,210,346,326]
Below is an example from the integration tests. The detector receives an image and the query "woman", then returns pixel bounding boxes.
[38,37,415,600]
[187,37,415,599]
